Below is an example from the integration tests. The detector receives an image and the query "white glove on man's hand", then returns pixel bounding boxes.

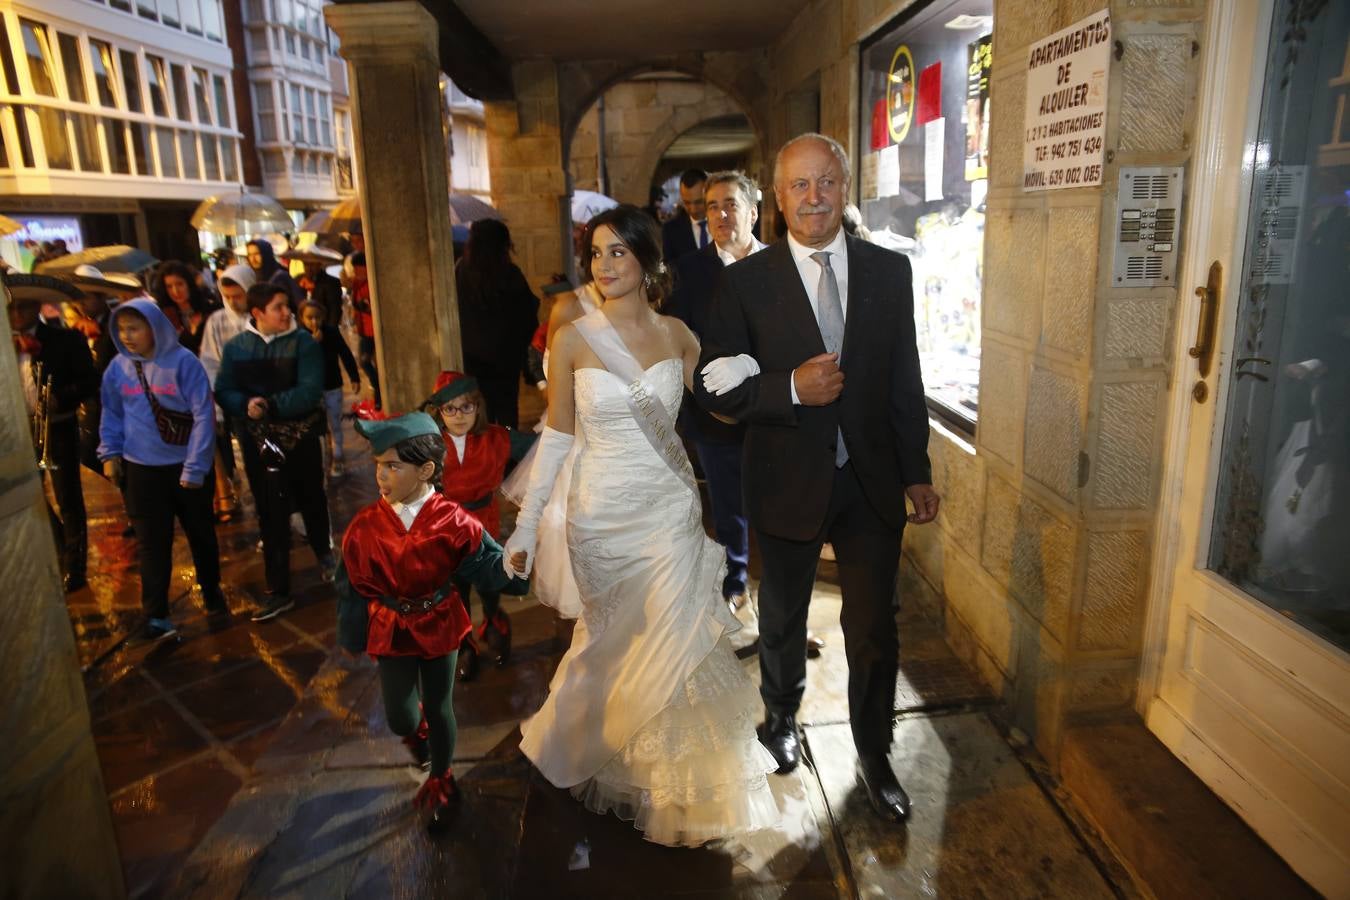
[700,354,761,395]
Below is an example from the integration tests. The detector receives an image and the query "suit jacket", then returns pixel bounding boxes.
[661,211,703,265]
[665,244,744,444]
[33,322,99,419]
[693,235,931,540]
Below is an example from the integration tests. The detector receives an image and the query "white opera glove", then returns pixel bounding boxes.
[502,426,574,579]
[700,354,761,395]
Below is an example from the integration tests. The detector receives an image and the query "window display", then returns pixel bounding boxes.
[859,0,992,428]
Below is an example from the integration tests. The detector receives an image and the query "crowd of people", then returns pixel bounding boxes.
[7,130,941,848]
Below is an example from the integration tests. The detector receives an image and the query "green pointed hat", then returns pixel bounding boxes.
[354,411,441,454]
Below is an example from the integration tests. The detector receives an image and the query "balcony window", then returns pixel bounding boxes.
[253,81,277,142]
[192,69,212,124]
[71,112,102,171]
[56,33,87,103]
[221,137,237,180]
[119,50,144,113]
[160,0,182,29]
[104,119,130,173]
[319,95,330,147]
[155,126,178,177]
[171,64,192,121]
[137,0,158,23]
[128,121,150,174]
[182,0,204,35]
[212,74,230,127]
[304,87,317,144]
[202,0,222,41]
[89,40,120,107]
[144,55,170,117]
[290,84,303,145]
[19,19,58,97]
[201,130,220,179]
[110,0,132,12]
[178,130,199,178]
[6,107,37,168]
[27,106,72,169]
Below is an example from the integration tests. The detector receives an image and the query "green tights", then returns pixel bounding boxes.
[377,653,458,773]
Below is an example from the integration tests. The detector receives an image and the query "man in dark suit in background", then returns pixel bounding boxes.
[694,133,940,825]
[660,168,709,264]
[6,285,99,592]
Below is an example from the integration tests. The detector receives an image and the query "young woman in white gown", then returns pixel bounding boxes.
[504,205,779,847]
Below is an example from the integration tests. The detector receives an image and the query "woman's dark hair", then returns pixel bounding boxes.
[581,204,672,305]
[246,239,283,279]
[459,220,514,298]
[394,433,445,490]
[152,260,213,315]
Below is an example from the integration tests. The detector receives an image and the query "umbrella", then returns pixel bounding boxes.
[448,193,502,226]
[35,245,158,277]
[299,208,332,234]
[190,189,293,236]
[571,189,618,224]
[0,214,22,237]
[62,264,144,297]
[282,245,344,265]
[325,198,363,235]
[1,272,84,306]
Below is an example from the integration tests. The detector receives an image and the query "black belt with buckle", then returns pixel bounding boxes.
[379,583,451,616]
[461,493,493,511]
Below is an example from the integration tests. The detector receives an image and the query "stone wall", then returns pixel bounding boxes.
[761,0,1205,763]
[568,78,746,206]
[0,292,124,895]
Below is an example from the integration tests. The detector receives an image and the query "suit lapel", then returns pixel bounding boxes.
[766,241,826,355]
[840,234,868,370]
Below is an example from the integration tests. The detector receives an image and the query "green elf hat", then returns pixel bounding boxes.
[354,411,441,454]
[427,370,479,407]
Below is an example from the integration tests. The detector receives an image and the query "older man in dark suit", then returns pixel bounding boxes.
[695,133,940,825]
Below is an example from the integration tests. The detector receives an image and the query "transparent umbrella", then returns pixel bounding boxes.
[35,245,158,277]
[190,189,294,236]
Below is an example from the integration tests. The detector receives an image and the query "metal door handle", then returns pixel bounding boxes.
[1189,261,1222,378]
[1236,356,1270,381]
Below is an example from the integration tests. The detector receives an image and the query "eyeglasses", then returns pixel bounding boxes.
[441,402,477,416]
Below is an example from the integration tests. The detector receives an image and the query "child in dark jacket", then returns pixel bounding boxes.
[98,299,223,641]
[299,301,360,476]
[335,412,529,832]
[214,283,333,622]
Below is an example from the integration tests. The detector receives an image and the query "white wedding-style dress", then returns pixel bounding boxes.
[518,357,779,847]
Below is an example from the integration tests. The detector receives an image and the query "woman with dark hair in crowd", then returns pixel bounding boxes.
[503,204,778,846]
[246,239,304,305]
[454,219,540,429]
[153,260,220,356]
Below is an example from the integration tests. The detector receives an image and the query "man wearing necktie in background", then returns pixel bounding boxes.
[694,133,940,826]
[661,168,709,264]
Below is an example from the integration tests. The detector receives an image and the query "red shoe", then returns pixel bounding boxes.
[416,769,459,833]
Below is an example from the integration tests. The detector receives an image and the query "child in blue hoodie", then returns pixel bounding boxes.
[99,299,225,641]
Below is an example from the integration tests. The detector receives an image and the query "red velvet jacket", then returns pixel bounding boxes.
[335,492,527,658]
[440,425,536,537]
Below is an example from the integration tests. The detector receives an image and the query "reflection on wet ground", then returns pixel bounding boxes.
[76,390,1128,898]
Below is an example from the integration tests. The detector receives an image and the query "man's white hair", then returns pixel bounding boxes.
[773,133,851,186]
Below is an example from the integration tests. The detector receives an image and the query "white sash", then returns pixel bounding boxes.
[571,310,698,500]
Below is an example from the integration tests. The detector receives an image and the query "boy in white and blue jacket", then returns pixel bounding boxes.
[99,298,225,641]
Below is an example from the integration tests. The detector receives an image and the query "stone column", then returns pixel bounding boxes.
[324,1,460,413]
[485,60,568,293]
[0,291,124,896]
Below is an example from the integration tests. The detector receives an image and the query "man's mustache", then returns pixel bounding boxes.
[797,203,833,216]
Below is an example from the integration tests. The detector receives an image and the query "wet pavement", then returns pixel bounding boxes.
[72,387,1135,899]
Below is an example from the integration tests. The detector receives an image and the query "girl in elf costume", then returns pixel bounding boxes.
[335,411,529,832]
[423,371,536,681]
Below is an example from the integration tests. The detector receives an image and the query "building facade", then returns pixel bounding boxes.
[0,0,243,267]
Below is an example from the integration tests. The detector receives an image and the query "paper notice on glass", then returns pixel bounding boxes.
[861,151,879,200]
[876,144,900,198]
[925,118,944,201]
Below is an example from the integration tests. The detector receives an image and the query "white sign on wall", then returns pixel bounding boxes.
[1022,9,1111,192]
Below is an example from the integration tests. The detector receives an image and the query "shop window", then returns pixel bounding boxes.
[858,0,992,431]
[104,118,131,173]
[19,19,58,97]
[178,130,199,178]
[89,40,120,108]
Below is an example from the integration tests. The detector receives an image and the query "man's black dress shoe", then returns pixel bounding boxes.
[858,752,911,823]
[757,712,801,774]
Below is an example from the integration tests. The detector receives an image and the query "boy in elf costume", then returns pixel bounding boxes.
[424,371,536,681]
[335,411,529,832]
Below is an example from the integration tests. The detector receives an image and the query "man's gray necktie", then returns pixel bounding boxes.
[810,250,848,467]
